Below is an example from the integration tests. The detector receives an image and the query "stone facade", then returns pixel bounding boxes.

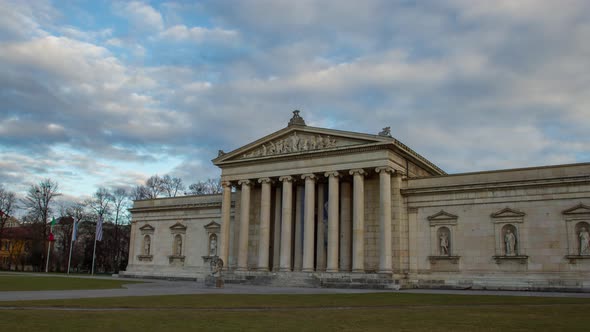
[122,111,590,290]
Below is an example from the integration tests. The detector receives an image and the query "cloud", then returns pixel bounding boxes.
[158,25,238,43]
[116,1,164,31]
[1,0,590,202]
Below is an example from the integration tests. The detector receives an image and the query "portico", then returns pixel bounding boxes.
[213,111,443,275]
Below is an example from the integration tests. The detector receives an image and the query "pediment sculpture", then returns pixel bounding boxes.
[241,132,339,159]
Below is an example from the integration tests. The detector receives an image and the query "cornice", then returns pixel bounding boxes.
[129,201,225,213]
[402,175,590,196]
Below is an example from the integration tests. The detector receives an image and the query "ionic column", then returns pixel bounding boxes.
[272,186,282,271]
[339,181,352,271]
[257,178,272,271]
[325,171,340,272]
[350,169,366,272]
[219,181,232,268]
[302,174,316,272]
[376,167,393,273]
[279,176,294,271]
[237,179,252,271]
[316,182,326,271]
[294,185,304,271]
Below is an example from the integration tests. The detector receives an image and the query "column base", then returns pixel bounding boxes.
[302,268,314,272]
[279,267,292,272]
[378,269,393,274]
[236,267,248,272]
[326,268,339,273]
[257,267,269,272]
[352,269,365,273]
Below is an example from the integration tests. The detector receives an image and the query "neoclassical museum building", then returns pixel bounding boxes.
[122,111,590,290]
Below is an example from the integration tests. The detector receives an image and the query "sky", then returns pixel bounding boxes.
[1,0,589,203]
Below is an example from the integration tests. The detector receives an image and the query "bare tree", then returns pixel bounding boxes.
[144,175,164,199]
[130,185,148,200]
[161,174,185,197]
[21,179,61,270]
[0,185,17,246]
[188,178,223,195]
[109,187,129,272]
[86,187,112,220]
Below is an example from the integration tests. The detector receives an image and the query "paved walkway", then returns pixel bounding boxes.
[1,273,590,301]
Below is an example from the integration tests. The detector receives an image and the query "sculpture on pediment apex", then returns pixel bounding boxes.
[217,150,226,157]
[288,110,306,126]
[379,127,392,137]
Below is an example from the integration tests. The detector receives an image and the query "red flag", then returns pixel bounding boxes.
[48,232,55,242]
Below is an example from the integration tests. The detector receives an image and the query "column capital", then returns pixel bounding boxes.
[324,171,340,178]
[258,177,273,184]
[375,166,395,174]
[301,173,316,180]
[238,179,252,186]
[349,168,366,176]
[221,181,233,188]
[279,175,294,182]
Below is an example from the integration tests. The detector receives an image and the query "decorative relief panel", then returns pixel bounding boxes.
[240,132,341,159]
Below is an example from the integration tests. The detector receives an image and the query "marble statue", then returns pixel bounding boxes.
[210,235,218,256]
[439,232,449,256]
[379,127,392,137]
[175,235,182,256]
[504,229,516,256]
[144,236,151,255]
[579,227,590,255]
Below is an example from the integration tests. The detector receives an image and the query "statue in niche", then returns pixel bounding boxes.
[144,235,151,255]
[439,232,449,256]
[210,234,218,256]
[579,227,590,255]
[504,229,516,256]
[175,234,182,256]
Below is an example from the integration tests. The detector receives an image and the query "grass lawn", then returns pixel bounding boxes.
[0,274,142,291]
[1,293,589,331]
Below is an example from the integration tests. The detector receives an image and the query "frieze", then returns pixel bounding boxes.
[241,132,339,159]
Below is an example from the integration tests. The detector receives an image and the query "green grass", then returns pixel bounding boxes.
[0,275,142,291]
[0,293,589,331]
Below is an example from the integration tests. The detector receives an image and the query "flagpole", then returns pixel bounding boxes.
[45,223,53,273]
[91,232,97,275]
[45,240,51,273]
[67,219,76,275]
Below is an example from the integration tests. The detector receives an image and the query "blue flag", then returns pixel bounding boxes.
[71,219,79,242]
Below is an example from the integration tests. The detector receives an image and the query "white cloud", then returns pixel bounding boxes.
[117,1,164,31]
[159,25,237,43]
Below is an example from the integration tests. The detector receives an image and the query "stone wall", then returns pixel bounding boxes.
[404,163,590,290]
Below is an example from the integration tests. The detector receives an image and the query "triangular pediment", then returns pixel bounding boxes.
[491,207,525,218]
[169,222,187,231]
[204,221,220,229]
[427,210,458,221]
[213,126,393,164]
[563,203,590,215]
[139,224,154,231]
